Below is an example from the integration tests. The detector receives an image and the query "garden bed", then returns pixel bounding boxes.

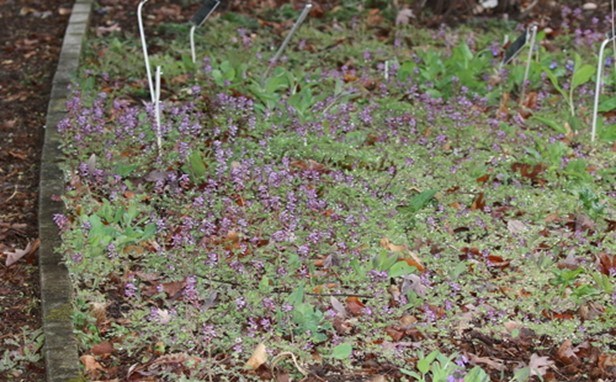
[57,1,614,380]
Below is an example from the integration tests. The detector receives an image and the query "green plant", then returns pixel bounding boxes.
[544,53,595,117]
[287,285,331,343]
[400,350,489,382]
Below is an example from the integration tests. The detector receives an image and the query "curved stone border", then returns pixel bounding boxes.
[39,0,93,380]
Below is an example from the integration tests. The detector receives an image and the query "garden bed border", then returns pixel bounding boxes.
[39,0,93,380]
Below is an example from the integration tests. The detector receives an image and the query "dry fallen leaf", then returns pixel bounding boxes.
[468,353,506,371]
[246,343,268,370]
[380,238,425,272]
[80,354,104,373]
[90,341,114,356]
[529,353,554,377]
[58,7,72,15]
[330,296,347,317]
[4,239,40,267]
[346,296,365,316]
[395,9,415,26]
[507,219,527,235]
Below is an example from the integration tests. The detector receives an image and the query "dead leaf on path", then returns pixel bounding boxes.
[556,340,577,365]
[529,353,554,377]
[91,341,114,356]
[598,353,616,369]
[246,343,268,370]
[19,7,38,16]
[4,239,40,267]
[468,353,506,371]
[58,7,72,15]
[368,375,388,382]
[80,354,105,373]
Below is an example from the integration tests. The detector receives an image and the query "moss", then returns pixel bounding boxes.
[66,376,86,382]
[45,303,73,322]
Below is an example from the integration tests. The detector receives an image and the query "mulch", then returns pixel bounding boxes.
[0,0,71,381]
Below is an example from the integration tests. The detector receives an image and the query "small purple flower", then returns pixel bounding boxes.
[262,297,276,311]
[232,337,243,353]
[202,324,217,342]
[125,281,137,298]
[53,213,70,231]
[236,296,247,310]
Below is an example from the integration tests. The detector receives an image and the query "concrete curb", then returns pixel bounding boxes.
[39,0,93,381]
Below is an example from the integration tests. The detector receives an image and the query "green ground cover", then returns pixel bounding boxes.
[55,3,614,381]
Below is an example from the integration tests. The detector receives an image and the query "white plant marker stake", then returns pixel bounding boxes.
[384,61,389,80]
[265,3,312,76]
[190,25,197,64]
[591,34,616,143]
[190,0,221,64]
[138,0,155,103]
[520,25,538,103]
[155,66,163,153]
[611,0,615,63]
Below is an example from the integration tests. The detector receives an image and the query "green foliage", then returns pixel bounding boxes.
[286,285,331,343]
[330,343,353,360]
[398,42,492,99]
[183,150,208,182]
[544,53,595,117]
[401,350,489,382]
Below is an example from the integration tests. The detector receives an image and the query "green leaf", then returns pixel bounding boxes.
[331,343,352,360]
[598,97,616,112]
[544,69,566,97]
[399,369,421,379]
[374,252,399,272]
[389,261,416,278]
[513,366,531,382]
[258,275,271,292]
[464,366,490,382]
[598,124,616,142]
[571,64,595,90]
[417,350,438,374]
[531,115,567,134]
[186,150,207,181]
[287,284,305,305]
[404,189,438,214]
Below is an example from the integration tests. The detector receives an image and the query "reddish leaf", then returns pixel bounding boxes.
[476,174,490,184]
[91,341,114,356]
[511,162,546,185]
[346,296,365,316]
[486,255,510,269]
[385,326,405,341]
[597,253,615,275]
[471,192,486,210]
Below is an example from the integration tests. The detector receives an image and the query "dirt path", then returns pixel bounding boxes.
[0,1,71,380]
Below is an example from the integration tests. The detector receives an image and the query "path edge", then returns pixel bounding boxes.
[39,0,93,381]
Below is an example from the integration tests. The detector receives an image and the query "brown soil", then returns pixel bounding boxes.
[0,0,71,381]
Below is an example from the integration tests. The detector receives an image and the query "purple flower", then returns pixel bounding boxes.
[236,296,247,310]
[53,214,70,231]
[124,282,137,298]
[202,324,217,342]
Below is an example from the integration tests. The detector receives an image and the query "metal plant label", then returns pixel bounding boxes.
[503,30,527,65]
[192,0,220,27]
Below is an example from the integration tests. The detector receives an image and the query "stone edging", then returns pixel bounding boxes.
[39,0,93,381]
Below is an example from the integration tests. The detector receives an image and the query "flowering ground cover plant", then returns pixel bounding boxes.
[56,2,615,381]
